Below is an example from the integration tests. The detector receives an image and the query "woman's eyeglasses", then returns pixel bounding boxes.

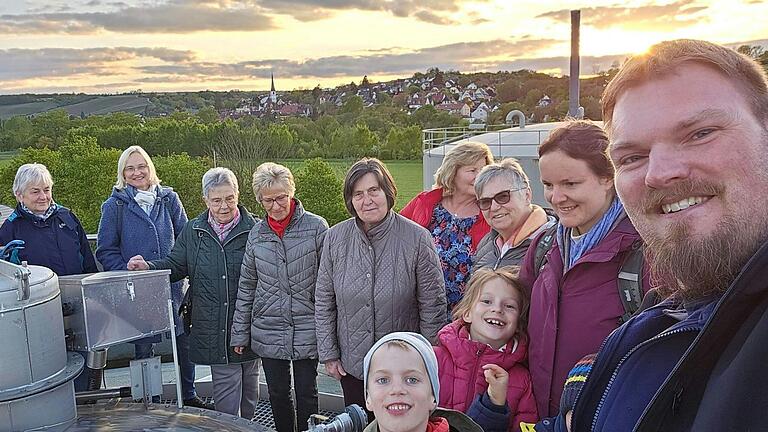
[477,188,525,210]
[261,194,290,208]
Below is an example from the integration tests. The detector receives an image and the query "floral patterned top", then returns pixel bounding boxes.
[427,203,477,311]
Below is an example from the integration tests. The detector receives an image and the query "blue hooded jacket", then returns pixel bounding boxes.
[96,185,187,337]
[0,203,98,276]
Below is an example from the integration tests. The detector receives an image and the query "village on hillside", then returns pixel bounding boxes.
[0,66,609,125]
[221,70,558,124]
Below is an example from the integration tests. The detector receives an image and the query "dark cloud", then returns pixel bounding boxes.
[258,0,484,25]
[537,0,708,31]
[0,37,562,88]
[132,37,562,81]
[1,0,484,34]
[0,1,276,34]
[0,47,196,80]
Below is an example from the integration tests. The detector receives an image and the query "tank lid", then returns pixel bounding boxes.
[0,262,57,311]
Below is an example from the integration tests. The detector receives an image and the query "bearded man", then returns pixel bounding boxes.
[541,39,768,432]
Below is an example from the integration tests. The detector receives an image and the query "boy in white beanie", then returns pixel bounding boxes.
[363,332,482,432]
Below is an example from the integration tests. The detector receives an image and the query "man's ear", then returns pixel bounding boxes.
[365,392,374,412]
[431,396,438,411]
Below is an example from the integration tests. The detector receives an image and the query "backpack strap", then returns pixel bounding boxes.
[617,240,645,324]
[115,199,124,234]
[533,223,558,278]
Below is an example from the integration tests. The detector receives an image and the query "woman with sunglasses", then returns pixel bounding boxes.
[518,121,650,417]
[473,158,556,271]
[401,141,494,311]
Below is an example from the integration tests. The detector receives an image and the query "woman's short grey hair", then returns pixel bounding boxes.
[202,167,239,198]
[115,145,161,190]
[13,163,53,197]
[252,162,296,200]
[474,158,531,197]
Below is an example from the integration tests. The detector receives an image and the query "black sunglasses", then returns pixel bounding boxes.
[477,188,525,210]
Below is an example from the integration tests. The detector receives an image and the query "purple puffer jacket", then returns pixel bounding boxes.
[518,216,650,418]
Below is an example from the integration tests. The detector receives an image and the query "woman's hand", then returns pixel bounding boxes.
[233,346,245,355]
[127,255,149,270]
[483,363,509,406]
[324,359,347,380]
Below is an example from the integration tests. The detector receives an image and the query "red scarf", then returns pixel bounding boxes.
[425,417,449,432]
[267,199,296,238]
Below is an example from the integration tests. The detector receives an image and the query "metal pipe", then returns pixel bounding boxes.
[568,10,581,118]
[168,299,183,408]
[75,386,133,403]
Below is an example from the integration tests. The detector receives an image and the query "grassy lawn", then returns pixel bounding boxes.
[271,159,424,210]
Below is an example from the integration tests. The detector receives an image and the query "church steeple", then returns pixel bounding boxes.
[270,72,277,104]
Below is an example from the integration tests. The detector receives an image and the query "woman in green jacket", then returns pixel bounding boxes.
[128,167,260,419]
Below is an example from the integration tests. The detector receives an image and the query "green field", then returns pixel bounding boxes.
[0,95,151,119]
[273,159,423,209]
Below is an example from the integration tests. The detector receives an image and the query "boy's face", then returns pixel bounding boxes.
[366,344,436,432]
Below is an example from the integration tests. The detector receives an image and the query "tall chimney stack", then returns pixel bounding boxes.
[568,10,582,118]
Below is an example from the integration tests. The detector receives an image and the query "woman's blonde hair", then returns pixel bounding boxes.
[452,266,529,335]
[433,141,493,195]
[252,162,296,200]
[115,145,160,190]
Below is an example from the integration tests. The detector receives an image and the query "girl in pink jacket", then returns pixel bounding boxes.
[434,267,538,432]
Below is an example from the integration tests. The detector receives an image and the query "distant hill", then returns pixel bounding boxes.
[0,95,152,119]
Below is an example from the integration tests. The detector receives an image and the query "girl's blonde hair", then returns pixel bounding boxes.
[452,266,529,336]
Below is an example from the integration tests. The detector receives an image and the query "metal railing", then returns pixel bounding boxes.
[422,125,509,151]
[422,124,549,156]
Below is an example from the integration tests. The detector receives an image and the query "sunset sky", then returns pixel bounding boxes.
[1,0,767,94]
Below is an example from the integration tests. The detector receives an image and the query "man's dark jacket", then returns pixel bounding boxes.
[557,238,768,431]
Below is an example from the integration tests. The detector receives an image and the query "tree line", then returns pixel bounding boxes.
[0,96,461,160]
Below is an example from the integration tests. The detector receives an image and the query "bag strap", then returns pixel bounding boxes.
[533,223,558,278]
[115,199,125,238]
[618,240,645,324]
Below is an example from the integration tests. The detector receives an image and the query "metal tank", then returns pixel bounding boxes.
[0,260,83,431]
[0,259,268,431]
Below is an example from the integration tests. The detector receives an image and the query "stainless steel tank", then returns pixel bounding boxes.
[0,260,83,431]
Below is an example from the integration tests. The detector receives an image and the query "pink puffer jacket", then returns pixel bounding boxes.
[434,320,538,431]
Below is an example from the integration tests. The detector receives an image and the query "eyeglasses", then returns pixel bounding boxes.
[477,188,525,210]
[208,195,237,208]
[124,164,149,174]
[261,194,290,208]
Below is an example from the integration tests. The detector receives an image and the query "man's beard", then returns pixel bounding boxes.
[644,214,751,302]
[631,180,768,303]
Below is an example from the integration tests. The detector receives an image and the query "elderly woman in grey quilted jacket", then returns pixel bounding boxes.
[315,158,448,411]
[231,162,328,432]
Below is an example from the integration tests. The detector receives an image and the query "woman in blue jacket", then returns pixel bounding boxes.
[96,146,208,408]
[0,162,99,391]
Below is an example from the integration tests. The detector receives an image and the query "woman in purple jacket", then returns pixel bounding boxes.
[518,121,650,418]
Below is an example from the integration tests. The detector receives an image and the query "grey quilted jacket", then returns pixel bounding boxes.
[230,200,329,360]
[315,211,447,379]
